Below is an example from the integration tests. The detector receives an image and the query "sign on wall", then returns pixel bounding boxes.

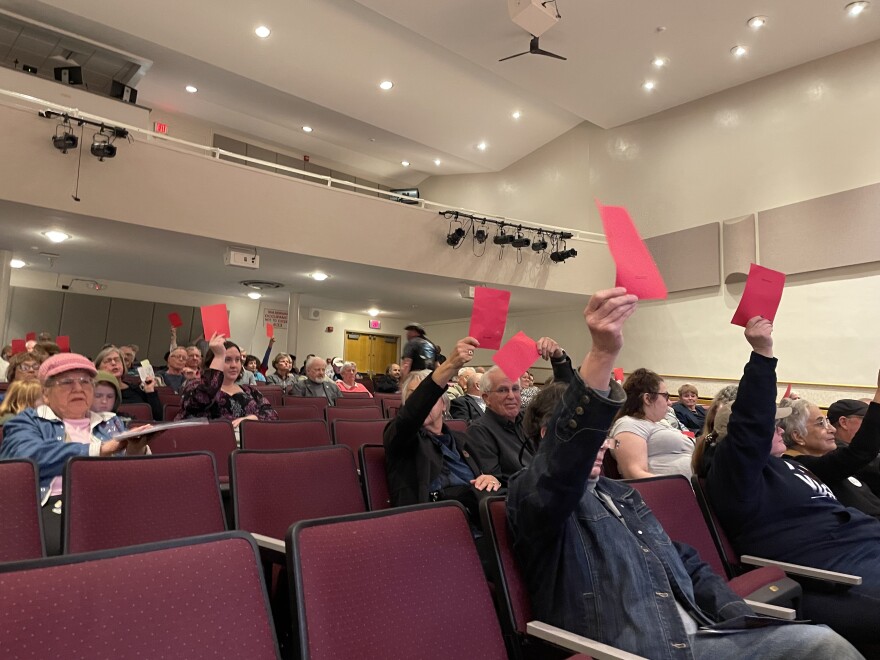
[263,308,289,330]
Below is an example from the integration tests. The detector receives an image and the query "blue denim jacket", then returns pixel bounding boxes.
[507,372,751,659]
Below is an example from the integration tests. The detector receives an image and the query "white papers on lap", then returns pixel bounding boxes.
[111,418,209,442]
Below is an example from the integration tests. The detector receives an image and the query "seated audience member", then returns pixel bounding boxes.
[673,383,707,435]
[119,344,137,376]
[383,338,500,526]
[95,346,162,421]
[519,371,540,409]
[292,356,341,406]
[691,385,741,477]
[242,354,267,383]
[705,317,880,649]
[374,363,401,393]
[2,344,13,361]
[449,369,484,422]
[184,345,202,376]
[300,354,315,375]
[266,353,297,393]
[507,289,861,660]
[238,353,257,386]
[91,371,121,415]
[778,398,880,519]
[610,368,695,479]
[0,380,42,425]
[158,346,188,392]
[467,337,573,486]
[31,341,62,362]
[445,367,470,402]
[336,361,372,396]
[0,353,149,555]
[6,351,42,385]
[178,335,278,426]
[0,348,8,383]
[325,357,344,381]
[830,399,880,496]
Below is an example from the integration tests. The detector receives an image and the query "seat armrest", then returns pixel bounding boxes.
[526,621,648,660]
[743,600,796,620]
[250,532,285,556]
[740,555,862,585]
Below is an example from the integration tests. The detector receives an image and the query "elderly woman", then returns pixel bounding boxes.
[0,380,42,425]
[6,350,42,385]
[779,398,880,519]
[335,361,372,396]
[519,371,540,409]
[609,367,695,479]
[383,336,500,529]
[266,352,297,393]
[91,371,122,415]
[178,334,277,427]
[95,346,162,421]
[0,353,149,554]
[672,383,707,436]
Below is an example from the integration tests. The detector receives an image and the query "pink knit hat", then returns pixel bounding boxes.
[38,353,98,383]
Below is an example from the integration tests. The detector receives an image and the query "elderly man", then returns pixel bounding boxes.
[445,366,472,401]
[118,345,137,376]
[374,363,401,393]
[467,336,573,485]
[830,398,880,497]
[291,355,341,406]
[449,369,484,422]
[400,323,438,379]
[159,346,188,393]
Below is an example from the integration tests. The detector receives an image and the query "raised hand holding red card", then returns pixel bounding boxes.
[266,323,274,339]
[730,264,786,327]
[468,286,511,350]
[201,304,230,339]
[596,200,667,300]
[492,331,539,381]
[168,312,183,328]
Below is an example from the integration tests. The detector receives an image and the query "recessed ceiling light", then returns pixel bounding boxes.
[642,80,656,91]
[368,307,380,317]
[185,85,198,93]
[511,110,521,120]
[255,25,271,38]
[247,292,262,300]
[747,16,768,29]
[302,126,313,133]
[9,259,26,269]
[43,230,70,243]
[434,158,441,166]
[731,45,748,58]
[310,271,329,281]
[379,80,394,90]
[846,1,869,15]
[401,160,410,167]
[476,141,487,151]
[652,57,668,68]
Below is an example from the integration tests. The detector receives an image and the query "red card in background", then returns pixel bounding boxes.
[492,331,539,382]
[11,339,26,355]
[613,367,624,382]
[730,264,786,327]
[782,384,792,399]
[25,331,36,342]
[55,335,70,352]
[596,200,668,300]
[266,323,274,339]
[168,312,183,328]
[468,286,511,350]
[200,304,231,339]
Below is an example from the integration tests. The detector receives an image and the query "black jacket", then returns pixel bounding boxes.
[373,375,400,394]
[449,395,484,423]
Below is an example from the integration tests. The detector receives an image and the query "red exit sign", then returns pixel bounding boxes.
[369,319,381,330]
[153,122,168,134]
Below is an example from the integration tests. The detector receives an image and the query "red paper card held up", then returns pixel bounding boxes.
[25,331,36,342]
[468,286,511,351]
[201,304,231,340]
[168,312,183,328]
[11,339,26,355]
[782,384,792,400]
[266,323,274,339]
[730,264,786,327]
[56,335,70,352]
[613,367,624,382]
[596,200,668,300]
[492,331,539,382]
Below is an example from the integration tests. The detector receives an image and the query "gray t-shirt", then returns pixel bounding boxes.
[610,415,695,478]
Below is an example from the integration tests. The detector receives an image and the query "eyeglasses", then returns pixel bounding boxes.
[812,417,833,429]
[489,385,521,395]
[51,377,95,391]
[18,363,39,372]
[102,356,122,364]
[650,392,671,401]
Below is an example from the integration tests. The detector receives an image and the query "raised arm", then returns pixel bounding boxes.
[178,334,226,419]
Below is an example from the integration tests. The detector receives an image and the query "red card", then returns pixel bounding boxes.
[56,335,70,352]
[782,384,792,399]
[730,264,786,327]
[596,200,668,300]
[168,312,183,328]
[492,331,539,382]
[468,286,511,350]
[11,339,26,355]
[266,323,274,339]
[201,304,230,340]
[25,331,36,342]
[613,367,624,382]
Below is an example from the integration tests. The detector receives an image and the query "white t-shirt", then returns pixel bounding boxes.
[610,415,695,478]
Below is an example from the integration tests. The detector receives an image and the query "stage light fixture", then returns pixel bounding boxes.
[511,231,531,249]
[447,226,466,247]
[90,129,117,161]
[474,227,488,244]
[52,119,78,153]
[550,247,578,263]
[531,232,548,252]
[494,228,514,245]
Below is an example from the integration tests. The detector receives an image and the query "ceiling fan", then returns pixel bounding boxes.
[499,34,567,62]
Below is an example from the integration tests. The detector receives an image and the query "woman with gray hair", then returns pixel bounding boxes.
[335,361,372,396]
[780,397,880,519]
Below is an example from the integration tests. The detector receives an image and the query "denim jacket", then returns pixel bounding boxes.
[507,371,751,659]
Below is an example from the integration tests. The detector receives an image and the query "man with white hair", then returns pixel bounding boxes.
[449,368,484,422]
[291,355,341,406]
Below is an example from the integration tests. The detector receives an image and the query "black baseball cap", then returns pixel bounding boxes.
[827,399,869,425]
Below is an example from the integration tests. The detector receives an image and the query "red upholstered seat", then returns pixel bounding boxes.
[0,532,280,659]
[0,459,44,562]
[117,402,153,421]
[383,401,400,418]
[239,420,330,451]
[445,419,468,434]
[325,405,383,425]
[148,420,236,482]
[359,444,391,510]
[231,446,365,539]
[334,396,379,408]
[282,396,330,411]
[288,503,507,660]
[332,419,388,467]
[339,390,372,398]
[63,452,226,554]
[275,405,321,421]
[256,388,282,407]
[162,403,181,421]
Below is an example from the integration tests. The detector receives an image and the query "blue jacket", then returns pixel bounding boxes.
[0,406,125,501]
[508,371,751,659]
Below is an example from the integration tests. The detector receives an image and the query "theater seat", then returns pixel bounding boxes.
[0,458,44,562]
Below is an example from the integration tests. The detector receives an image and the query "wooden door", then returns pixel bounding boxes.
[372,335,400,374]
[343,332,400,375]
[344,333,372,372]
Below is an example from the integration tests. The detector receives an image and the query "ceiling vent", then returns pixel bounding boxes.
[240,280,283,290]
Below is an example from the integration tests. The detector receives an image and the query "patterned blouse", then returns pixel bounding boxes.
[177,368,278,421]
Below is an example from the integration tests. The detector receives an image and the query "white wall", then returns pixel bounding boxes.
[295,309,407,366]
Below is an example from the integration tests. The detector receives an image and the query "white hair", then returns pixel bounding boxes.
[480,365,504,394]
[306,356,325,371]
